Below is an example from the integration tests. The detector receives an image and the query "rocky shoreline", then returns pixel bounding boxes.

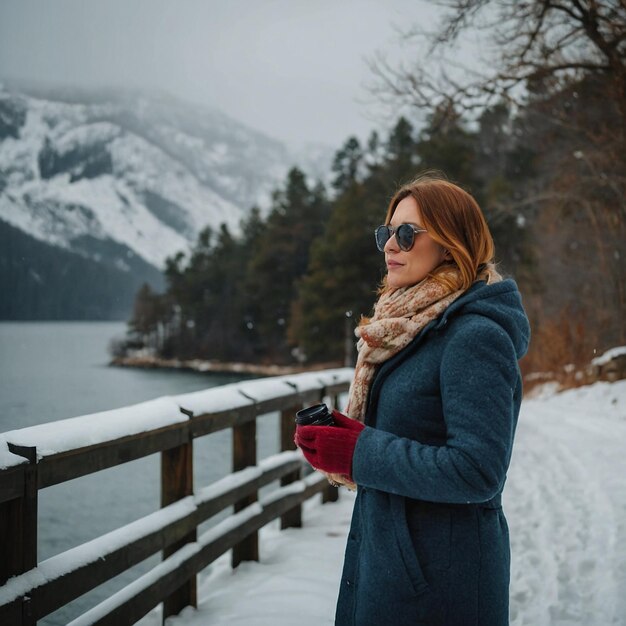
[109,355,344,377]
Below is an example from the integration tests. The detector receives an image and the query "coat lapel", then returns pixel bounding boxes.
[364,318,438,427]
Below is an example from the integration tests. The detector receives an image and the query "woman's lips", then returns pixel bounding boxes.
[387,260,403,269]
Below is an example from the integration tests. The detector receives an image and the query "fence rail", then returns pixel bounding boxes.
[0,367,353,625]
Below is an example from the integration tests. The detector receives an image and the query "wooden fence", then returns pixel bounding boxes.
[0,368,353,625]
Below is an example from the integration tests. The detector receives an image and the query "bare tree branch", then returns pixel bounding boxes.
[370,0,626,117]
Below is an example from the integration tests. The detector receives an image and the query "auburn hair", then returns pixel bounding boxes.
[383,171,496,292]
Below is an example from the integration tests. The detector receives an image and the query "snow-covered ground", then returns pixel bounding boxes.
[506,380,626,626]
[135,380,626,626]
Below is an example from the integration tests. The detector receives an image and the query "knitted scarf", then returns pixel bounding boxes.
[346,264,502,422]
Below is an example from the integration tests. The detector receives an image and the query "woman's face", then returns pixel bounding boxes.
[384,195,448,289]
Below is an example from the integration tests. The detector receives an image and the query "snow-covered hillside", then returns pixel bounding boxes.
[0,83,331,269]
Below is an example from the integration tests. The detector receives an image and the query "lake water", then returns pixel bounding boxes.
[0,322,281,625]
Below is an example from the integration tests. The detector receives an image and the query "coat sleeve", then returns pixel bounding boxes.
[351,320,521,503]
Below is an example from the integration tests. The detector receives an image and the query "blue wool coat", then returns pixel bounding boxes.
[335,278,530,626]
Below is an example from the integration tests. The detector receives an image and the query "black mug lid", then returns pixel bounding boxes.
[296,403,328,421]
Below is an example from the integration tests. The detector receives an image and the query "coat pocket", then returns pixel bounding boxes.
[389,495,430,596]
[405,498,452,571]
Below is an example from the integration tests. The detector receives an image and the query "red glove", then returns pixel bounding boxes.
[294,409,365,480]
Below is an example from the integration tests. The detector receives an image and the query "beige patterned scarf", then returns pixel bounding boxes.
[346,264,502,422]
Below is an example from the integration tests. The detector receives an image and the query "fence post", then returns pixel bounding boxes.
[232,413,258,567]
[161,416,196,622]
[279,404,303,529]
[0,445,37,626]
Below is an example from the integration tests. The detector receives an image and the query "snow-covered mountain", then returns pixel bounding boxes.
[0,83,334,319]
[0,83,331,267]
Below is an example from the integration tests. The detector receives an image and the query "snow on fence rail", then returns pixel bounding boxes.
[0,367,353,626]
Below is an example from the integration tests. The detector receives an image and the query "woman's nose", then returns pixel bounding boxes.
[384,231,399,253]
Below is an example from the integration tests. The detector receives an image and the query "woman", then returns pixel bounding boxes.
[295,172,530,626]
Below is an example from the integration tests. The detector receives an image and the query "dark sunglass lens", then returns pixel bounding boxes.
[375,226,390,251]
[396,224,415,251]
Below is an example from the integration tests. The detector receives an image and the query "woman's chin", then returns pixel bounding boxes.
[387,273,415,289]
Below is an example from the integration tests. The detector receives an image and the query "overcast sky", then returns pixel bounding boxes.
[0,0,467,149]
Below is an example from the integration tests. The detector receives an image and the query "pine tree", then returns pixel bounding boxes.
[290,174,390,363]
[385,117,418,185]
[331,136,363,193]
[415,105,476,186]
[245,168,330,362]
[198,224,249,360]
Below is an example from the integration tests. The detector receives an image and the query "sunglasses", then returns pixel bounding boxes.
[374,223,428,252]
